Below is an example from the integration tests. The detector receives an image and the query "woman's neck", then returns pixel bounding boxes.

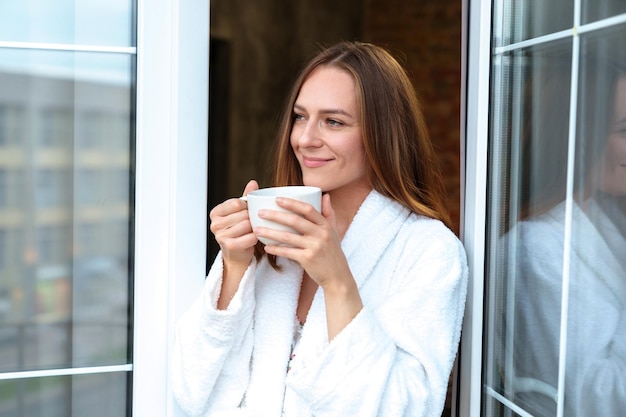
[327,184,373,238]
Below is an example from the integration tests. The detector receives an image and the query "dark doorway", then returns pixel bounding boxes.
[207,37,231,274]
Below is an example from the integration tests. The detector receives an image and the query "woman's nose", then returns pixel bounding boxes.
[296,119,322,147]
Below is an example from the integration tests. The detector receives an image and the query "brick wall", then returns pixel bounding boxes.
[363,0,463,235]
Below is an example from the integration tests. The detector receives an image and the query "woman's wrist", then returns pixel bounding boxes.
[322,277,363,340]
[217,256,252,310]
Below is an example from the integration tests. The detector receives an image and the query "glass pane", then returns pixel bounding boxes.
[0,48,134,372]
[0,372,129,417]
[582,0,626,24]
[563,24,626,416]
[0,0,135,47]
[494,0,574,47]
[482,38,573,417]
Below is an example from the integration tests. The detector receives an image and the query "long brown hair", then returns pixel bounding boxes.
[273,41,450,225]
[257,42,451,266]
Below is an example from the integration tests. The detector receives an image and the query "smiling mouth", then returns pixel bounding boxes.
[302,156,331,168]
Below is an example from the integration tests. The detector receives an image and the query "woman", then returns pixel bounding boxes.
[171,41,468,417]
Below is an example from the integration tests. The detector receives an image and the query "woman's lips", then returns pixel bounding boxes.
[302,156,331,168]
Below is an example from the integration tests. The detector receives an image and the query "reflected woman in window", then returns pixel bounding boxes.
[171,42,468,417]
[512,57,626,416]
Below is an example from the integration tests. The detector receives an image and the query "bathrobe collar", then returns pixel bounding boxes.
[341,190,412,288]
[569,200,626,304]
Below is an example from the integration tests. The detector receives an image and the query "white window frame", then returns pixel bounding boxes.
[457,0,492,415]
[133,0,208,415]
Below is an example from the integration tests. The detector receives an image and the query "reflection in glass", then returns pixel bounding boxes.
[484,24,626,417]
[0,372,128,417]
[0,48,133,373]
[0,105,26,146]
[560,26,626,417]
[582,0,626,24]
[482,38,573,417]
[493,0,574,47]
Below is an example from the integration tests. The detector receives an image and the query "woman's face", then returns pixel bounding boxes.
[600,76,626,196]
[290,66,369,194]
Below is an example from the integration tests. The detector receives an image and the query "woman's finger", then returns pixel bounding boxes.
[210,197,247,220]
[219,231,258,253]
[210,207,250,234]
[275,197,325,223]
[256,209,320,238]
[320,193,336,225]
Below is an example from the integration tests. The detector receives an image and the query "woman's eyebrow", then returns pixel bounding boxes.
[293,103,354,118]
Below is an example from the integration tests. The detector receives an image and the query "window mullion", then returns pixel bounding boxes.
[556,12,580,417]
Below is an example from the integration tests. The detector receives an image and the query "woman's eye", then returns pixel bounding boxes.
[612,125,626,137]
[293,113,305,122]
[327,118,342,127]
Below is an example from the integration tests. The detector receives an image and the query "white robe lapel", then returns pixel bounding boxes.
[245,257,303,416]
[295,191,411,364]
[341,191,411,288]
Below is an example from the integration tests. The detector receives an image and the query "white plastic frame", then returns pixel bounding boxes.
[457,0,492,415]
[133,0,208,415]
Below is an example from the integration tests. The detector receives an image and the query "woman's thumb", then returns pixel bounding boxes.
[242,179,259,196]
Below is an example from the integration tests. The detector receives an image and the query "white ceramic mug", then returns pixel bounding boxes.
[241,186,322,245]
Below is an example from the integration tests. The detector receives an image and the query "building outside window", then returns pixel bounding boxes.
[0,105,25,146]
[0,229,6,270]
[0,1,136,416]
[0,170,6,208]
[39,108,73,148]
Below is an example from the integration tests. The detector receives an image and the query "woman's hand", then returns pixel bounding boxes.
[255,194,347,285]
[255,193,363,338]
[210,180,259,308]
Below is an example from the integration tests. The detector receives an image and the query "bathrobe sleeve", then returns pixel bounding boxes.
[171,253,257,417]
[573,218,626,416]
[286,222,468,417]
[578,309,626,416]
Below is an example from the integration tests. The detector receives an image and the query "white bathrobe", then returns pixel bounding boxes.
[512,199,626,416]
[171,190,468,417]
